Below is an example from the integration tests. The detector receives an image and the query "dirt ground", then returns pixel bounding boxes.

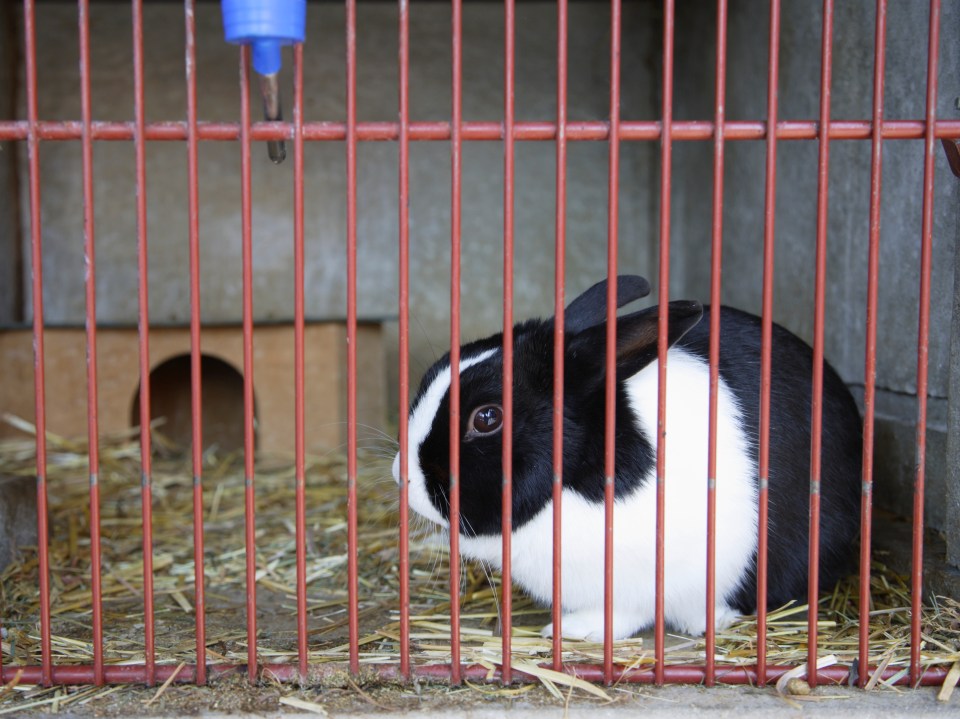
[2,671,960,718]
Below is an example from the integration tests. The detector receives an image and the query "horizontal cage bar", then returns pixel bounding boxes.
[1,663,953,688]
[0,119,958,142]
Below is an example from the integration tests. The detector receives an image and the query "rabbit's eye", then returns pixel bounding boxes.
[467,404,503,438]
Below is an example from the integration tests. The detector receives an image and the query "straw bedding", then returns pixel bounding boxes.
[1,416,959,708]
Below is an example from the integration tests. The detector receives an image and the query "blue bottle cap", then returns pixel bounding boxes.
[221,0,306,75]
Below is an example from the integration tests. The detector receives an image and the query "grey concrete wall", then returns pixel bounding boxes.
[948,178,960,568]
[667,0,959,549]
[673,0,957,398]
[0,0,20,325]
[6,2,959,554]
[16,1,658,377]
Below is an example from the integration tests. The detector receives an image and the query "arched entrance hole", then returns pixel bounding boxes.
[131,353,256,455]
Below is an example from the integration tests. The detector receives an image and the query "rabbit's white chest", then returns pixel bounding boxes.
[461,347,758,637]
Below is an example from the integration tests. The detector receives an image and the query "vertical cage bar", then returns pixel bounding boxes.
[807,0,834,688]
[501,0,516,686]
[23,0,53,687]
[78,0,105,686]
[397,0,412,681]
[551,0,568,670]
[911,0,941,686]
[448,0,464,684]
[859,0,887,688]
[293,42,309,680]
[704,0,729,688]
[602,0,621,686]
[756,0,782,687]
[239,45,258,683]
[131,0,156,686]
[654,0,676,688]
[345,0,361,677]
[184,0,207,685]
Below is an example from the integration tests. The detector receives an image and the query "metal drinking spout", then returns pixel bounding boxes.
[221,0,306,164]
[259,71,286,164]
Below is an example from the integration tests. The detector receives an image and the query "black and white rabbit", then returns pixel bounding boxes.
[392,275,861,640]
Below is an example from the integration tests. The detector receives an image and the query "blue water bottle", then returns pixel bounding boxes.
[222,0,307,163]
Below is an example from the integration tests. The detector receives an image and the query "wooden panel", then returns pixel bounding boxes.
[0,323,385,455]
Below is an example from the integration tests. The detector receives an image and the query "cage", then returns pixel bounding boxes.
[1,0,960,706]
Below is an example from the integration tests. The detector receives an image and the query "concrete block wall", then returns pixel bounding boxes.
[0,1,20,325]
[1,1,659,365]
[1,2,958,567]
[666,1,959,562]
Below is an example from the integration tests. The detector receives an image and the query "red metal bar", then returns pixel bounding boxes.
[397,0,412,681]
[704,0,729,688]
[603,0,622,687]
[239,45,258,684]
[3,119,959,144]
[911,0,941,687]
[79,0,105,686]
[551,0,568,671]
[22,0,52,688]
[2,661,952,688]
[859,0,888,688]
[345,0,361,677]
[448,0,464,685]
[654,0,676,688]
[807,0,835,689]
[500,0,516,686]
[756,0,782,687]
[293,42,309,681]
[184,0,207,686]
[131,0,156,687]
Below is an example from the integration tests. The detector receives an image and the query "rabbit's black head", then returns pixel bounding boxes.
[395,275,703,537]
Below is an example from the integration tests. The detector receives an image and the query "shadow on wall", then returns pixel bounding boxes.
[130,353,258,456]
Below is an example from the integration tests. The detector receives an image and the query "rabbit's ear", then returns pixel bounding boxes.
[568,300,703,379]
[563,275,651,334]
[613,301,703,377]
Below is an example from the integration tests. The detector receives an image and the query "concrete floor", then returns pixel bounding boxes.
[223,685,958,719]
[8,681,959,718]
